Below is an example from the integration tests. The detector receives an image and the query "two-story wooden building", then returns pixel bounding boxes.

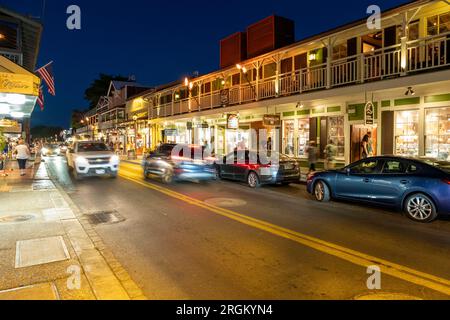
[126,0,450,166]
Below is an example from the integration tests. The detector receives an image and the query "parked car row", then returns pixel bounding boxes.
[143,145,450,223]
[142,144,302,188]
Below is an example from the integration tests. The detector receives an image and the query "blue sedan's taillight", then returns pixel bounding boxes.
[442,179,450,185]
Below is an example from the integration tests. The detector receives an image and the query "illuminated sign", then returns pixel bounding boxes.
[227,114,239,130]
[263,114,281,127]
[0,119,18,127]
[0,73,39,96]
[365,101,374,125]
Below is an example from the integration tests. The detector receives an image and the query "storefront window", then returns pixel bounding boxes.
[298,119,310,157]
[226,128,250,154]
[196,126,214,153]
[328,116,345,159]
[395,110,419,157]
[425,107,450,160]
[283,120,295,156]
[165,124,192,144]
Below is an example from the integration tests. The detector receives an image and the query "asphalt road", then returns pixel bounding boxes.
[45,156,450,300]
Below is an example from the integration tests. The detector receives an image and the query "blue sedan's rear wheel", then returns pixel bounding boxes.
[405,194,437,223]
[314,181,330,202]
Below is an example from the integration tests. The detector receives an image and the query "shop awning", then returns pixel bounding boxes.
[0,55,41,118]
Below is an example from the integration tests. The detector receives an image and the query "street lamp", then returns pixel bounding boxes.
[236,64,257,98]
[184,77,200,110]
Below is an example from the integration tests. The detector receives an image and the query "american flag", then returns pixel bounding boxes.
[36,61,55,96]
[37,86,44,111]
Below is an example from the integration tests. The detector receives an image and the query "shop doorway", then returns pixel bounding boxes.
[350,125,378,163]
[250,121,280,154]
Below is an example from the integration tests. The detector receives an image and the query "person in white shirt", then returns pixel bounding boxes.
[13,139,30,176]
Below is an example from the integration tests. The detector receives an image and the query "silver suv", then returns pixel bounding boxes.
[67,141,119,180]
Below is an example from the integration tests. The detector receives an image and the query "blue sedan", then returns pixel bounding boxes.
[307,156,450,223]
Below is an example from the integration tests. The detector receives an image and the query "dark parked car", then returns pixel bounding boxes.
[307,156,450,223]
[143,144,216,183]
[216,150,301,188]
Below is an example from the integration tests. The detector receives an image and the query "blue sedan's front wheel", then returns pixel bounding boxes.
[404,194,438,223]
[314,181,331,202]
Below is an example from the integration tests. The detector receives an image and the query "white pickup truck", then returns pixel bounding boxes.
[66,141,119,180]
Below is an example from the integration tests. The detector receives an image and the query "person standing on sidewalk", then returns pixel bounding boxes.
[0,141,8,177]
[324,139,337,170]
[13,139,31,176]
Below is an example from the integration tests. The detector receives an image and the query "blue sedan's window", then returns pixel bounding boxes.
[383,161,406,174]
[350,160,379,174]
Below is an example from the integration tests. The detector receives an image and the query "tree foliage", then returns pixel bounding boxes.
[84,73,128,109]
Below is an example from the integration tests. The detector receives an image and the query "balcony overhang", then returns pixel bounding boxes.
[149,68,450,124]
[0,55,40,118]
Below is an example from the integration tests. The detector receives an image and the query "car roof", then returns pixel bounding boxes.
[358,156,450,173]
[77,141,104,144]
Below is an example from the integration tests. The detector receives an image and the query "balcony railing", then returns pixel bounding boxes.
[148,32,450,120]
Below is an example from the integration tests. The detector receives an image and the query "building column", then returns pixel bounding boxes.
[419,96,426,157]
[326,38,332,89]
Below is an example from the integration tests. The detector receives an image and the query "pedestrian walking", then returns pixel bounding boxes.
[324,140,337,170]
[13,139,31,176]
[307,141,319,173]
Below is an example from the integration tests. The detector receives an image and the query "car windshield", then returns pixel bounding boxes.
[45,145,59,149]
[78,143,109,152]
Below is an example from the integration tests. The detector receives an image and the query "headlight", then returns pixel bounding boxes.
[41,148,49,154]
[75,156,89,166]
[55,148,61,153]
[110,155,119,163]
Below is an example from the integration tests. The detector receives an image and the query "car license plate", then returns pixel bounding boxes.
[96,169,106,175]
[260,168,271,176]
[284,163,294,170]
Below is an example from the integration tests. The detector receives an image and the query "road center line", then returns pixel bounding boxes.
[119,165,450,296]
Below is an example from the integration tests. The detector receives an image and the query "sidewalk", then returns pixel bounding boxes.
[0,158,146,300]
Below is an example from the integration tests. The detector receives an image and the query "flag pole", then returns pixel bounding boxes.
[35,60,53,72]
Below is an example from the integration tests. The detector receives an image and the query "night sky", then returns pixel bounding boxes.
[1,0,405,128]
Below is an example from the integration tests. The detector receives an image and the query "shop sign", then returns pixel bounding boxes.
[365,101,375,125]
[227,114,239,130]
[220,89,230,106]
[194,123,209,129]
[164,129,178,136]
[132,111,148,119]
[0,119,18,128]
[0,73,39,96]
[263,114,281,127]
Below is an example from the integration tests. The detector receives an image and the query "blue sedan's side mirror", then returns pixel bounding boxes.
[346,168,351,176]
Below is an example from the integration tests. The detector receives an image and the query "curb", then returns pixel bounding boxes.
[45,162,147,300]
